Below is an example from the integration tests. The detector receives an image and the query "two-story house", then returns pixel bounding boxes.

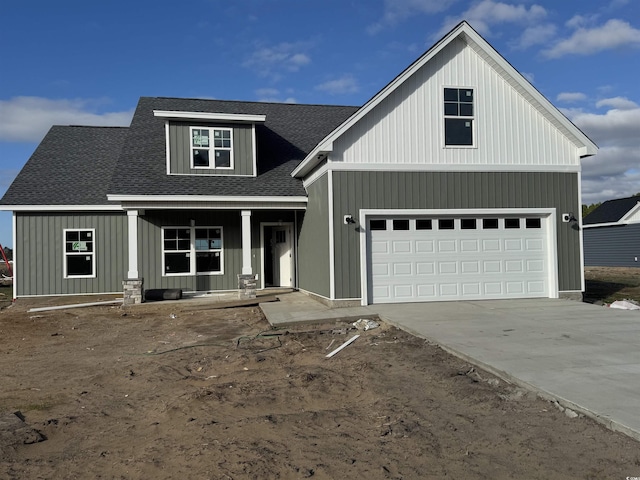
[0,22,597,305]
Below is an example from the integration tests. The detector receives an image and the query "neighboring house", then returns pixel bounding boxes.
[583,196,640,267]
[0,22,597,305]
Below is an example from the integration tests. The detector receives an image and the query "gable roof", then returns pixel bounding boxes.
[291,21,598,178]
[583,196,640,225]
[107,97,358,199]
[0,126,128,207]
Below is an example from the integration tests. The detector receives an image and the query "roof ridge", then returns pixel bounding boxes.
[143,96,359,109]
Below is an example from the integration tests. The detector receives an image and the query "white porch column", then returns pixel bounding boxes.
[127,210,141,278]
[241,210,252,275]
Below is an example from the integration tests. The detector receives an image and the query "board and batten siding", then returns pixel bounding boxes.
[331,37,579,168]
[584,224,640,267]
[16,212,127,296]
[331,171,581,299]
[297,175,331,298]
[168,122,254,176]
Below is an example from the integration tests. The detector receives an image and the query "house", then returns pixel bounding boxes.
[0,21,597,305]
[583,196,640,267]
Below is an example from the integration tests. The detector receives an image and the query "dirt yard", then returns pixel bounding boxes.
[1,294,639,479]
[585,265,640,304]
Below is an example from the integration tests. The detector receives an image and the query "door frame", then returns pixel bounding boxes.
[359,208,558,305]
[260,222,296,289]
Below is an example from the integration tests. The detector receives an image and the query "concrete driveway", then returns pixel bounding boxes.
[371,298,640,440]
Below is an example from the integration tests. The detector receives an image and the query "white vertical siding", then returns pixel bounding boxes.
[333,37,579,168]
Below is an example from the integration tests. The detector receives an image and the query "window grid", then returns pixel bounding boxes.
[64,229,96,278]
[444,87,474,147]
[190,126,233,169]
[163,226,224,276]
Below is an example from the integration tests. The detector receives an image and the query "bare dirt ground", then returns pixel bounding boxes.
[585,266,640,304]
[1,292,640,479]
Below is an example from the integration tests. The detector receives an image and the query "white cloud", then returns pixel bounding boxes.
[565,14,599,30]
[0,96,133,143]
[255,88,297,104]
[521,72,535,83]
[564,105,640,203]
[243,42,312,80]
[368,0,458,34]
[595,96,638,110]
[556,92,587,103]
[514,23,556,49]
[436,0,547,38]
[543,19,640,58]
[315,75,359,95]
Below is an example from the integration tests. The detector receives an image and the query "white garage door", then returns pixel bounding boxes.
[367,215,550,304]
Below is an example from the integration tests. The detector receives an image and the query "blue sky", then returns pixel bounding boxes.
[1,0,639,248]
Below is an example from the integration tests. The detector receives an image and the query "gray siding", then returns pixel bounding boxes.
[331,171,581,299]
[16,212,128,296]
[168,122,254,176]
[139,210,295,292]
[298,175,331,297]
[584,224,640,267]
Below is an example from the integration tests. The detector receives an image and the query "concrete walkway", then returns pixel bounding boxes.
[261,292,640,441]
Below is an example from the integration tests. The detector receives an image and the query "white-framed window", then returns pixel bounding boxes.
[190,126,233,169]
[444,87,474,147]
[64,229,96,278]
[162,226,224,276]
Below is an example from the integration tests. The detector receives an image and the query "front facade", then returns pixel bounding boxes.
[1,22,597,305]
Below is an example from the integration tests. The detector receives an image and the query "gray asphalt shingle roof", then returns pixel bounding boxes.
[108,97,359,198]
[1,126,128,206]
[1,97,359,206]
[583,196,640,225]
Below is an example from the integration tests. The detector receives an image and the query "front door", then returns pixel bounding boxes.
[272,226,292,287]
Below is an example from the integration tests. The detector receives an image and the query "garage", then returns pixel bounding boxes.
[365,213,555,304]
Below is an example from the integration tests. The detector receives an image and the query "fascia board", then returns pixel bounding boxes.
[153,110,266,123]
[107,194,308,203]
[0,205,123,212]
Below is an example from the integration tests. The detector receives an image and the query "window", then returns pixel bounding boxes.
[416,219,432,230]
[505,218,521,229]
[64,229,95,278]
[163,227,223,276]
[370,220,387,230]
[461,218,477,230]
[393,219,410,230]
[439,219,455,230]
[444,88,474,146]
[483,218,499,229]
[191,127,233,169]
[526,218,542,229]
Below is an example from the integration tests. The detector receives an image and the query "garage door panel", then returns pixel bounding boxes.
[368,215,550,304]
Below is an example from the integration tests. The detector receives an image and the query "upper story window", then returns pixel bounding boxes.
[191,127,233,169]
[444,88,474,147]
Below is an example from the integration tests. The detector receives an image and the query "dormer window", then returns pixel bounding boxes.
[444,88,474,147]
[191,127,233,169]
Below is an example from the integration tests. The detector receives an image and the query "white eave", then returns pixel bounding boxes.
[291,21,598,179]
[0,204,124,212]
[107,194,307,203]
[153,110,266,123]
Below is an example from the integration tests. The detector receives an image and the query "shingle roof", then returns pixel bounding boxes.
[1,126,128,206]
[107,97,359,197]
[583,196,640,225]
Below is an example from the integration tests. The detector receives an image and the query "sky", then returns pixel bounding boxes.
[1,0,639,248]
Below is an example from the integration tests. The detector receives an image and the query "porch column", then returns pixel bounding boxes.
[241,210,252,274]
[126,210,141,278]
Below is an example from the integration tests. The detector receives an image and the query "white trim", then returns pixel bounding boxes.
[241,210,252,275]
[1,205,123,212]
[154,110,266,123]
[582,222,627,229]
[164,120,171,175]
[63,228,97,279]
[12,212,16,300]
[127,210,139,279]
[619,201,640,222]
[161,226,224,277]
[251,123,258,177]
[358,208,558,306]
[328,170,335,300]
[259,222,295,289]
[577,173,585,292]
[167,172,256,177]
[294,211,299,289]
[292,21,597,178]
[442,85,476,149]
[107,194,308,203]
[190,126,234,170]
